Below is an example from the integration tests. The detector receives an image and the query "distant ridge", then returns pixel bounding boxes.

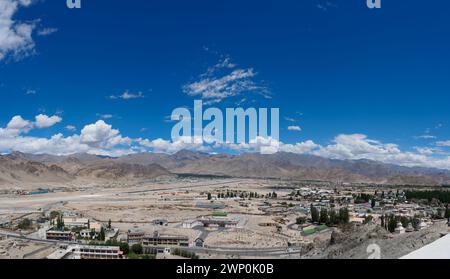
[2,150,450,186]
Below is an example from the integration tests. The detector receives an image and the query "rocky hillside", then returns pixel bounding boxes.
[0,152,173,185]
[4,150,450,185]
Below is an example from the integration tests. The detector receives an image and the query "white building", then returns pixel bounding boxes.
[395,222,406,234]
[63,217,89,229]
[80,230,98,239]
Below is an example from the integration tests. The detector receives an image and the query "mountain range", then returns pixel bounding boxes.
[0,150,449,186]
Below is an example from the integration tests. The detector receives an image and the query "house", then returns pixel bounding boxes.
[89,222,103,232]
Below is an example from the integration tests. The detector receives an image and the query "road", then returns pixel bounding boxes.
[124,179,246,195]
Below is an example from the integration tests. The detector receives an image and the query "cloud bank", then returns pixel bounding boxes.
[1,114,450,170]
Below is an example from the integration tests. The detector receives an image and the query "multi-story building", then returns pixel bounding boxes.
[62,217,89,229]
[75,245,123,259]
[127,229,145,244]
[47,245,123,259]
[141,231,189,247]
[46,230,74,241]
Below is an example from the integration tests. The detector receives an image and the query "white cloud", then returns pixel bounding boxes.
[2,114,450,170]
[109,91,145,100]
[0,114,62,136]
[0,0,36,61]
[65,125,77,132]
[415,147,435,155]
[306,134,450,170]
[96,113,114,119]
[183,56,269,105]
[0,118,135,156]
[288,126,302,131]
[314,134,401,160]
[80,120,131,148]
[35,114,62,128]
[316,1,337,12]
[37,27,57,36]
[138,136,208,154]
[279,140,319,154]
[285,117,296,122]
[436,140,450,147]
[25,89,36,95]
[7,115,32,131]
[416,134,437,139]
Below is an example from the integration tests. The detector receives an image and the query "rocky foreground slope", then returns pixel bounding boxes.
[303,222,449,259]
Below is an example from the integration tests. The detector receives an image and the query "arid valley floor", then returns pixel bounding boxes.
[1,173,449,259]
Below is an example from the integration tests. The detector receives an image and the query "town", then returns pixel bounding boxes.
[1,176,449,259]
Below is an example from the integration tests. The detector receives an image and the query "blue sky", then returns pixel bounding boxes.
[1,0,450,169]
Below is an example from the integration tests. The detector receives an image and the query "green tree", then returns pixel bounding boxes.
[388,216,397,233]
[319,208,329,224]
[338,208,350,224]
[296,216,306,225]
[400,216,410,228]
[445,207,450,219]
[119,242,130,255]
[18,218,32,230]
[131,244,143,255]
[49,211,60,220]
[363,215,374,224]
[99,227,106,241]
[371,199,376,208]
[207,193,212,200]
[56,215,64,230]
[310,205,320,223]
[329,209,338,225]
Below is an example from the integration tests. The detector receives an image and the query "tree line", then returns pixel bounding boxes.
[306,205,350,226]
[404,190,450,204]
